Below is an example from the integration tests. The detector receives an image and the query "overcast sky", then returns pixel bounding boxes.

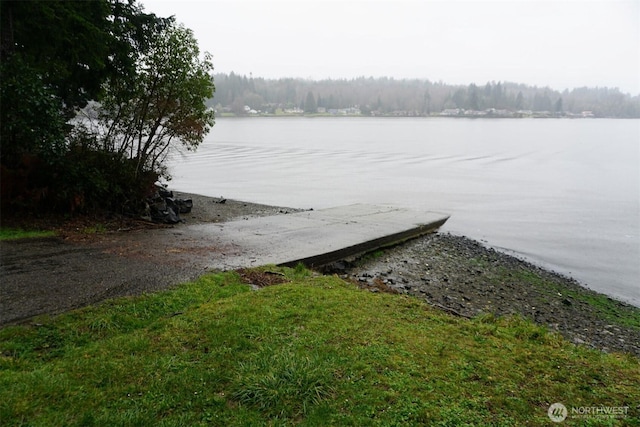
[142,0,639,95]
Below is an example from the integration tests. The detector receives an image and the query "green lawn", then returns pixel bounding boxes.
[0,227,56,241]
[1,266,638,426]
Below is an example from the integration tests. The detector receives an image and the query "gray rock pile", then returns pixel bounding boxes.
[146,186,193,224]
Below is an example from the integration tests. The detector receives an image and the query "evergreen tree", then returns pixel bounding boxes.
[211,74,640,118]
[515,91,525,110]
[554,97,563,113]
[304,91,317,113]
[1,0,214,213]
[468,84,480,110]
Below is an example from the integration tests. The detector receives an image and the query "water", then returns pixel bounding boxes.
[168,117,640,306]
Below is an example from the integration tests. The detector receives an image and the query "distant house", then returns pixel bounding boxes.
[328,107,361,116]
[243,105,258,115]
[463,109,487,117]
[441,108,461,116]
[515,110,533,118]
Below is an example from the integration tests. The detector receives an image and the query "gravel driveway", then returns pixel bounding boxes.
[0,194,298,325]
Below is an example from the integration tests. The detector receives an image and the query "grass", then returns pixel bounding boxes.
[479,260,640,331]
[82,223,108,234]
[0,227,56,241]
[1,266,638,426]
[512,268,640,330]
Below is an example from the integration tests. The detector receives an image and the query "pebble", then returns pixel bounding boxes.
[344,232,640,357]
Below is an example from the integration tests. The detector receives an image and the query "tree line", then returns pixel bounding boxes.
[212,73,640,118]
[1,0,214,214]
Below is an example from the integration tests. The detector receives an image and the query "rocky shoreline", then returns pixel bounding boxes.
[180,193,639,357]
[2,193,638,358]
[336,233,640,357]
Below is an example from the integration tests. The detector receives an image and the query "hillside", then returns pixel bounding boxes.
[210,73,640,118]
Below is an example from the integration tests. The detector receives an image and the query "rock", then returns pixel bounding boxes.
[176,198,193,214]
[165,206,180,224]
[146,186,195,224]
[341,232,640,358]
[158,187,173,198]
[322,260,350,274]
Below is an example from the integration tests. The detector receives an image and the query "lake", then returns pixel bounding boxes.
[168,117,640,306]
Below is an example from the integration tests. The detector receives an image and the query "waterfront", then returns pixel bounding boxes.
[169,118,640,305]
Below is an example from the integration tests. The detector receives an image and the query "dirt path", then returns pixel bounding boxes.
[0,194,299,325]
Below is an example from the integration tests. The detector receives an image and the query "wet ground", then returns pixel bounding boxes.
[342,233,640,357]
[0,194,299,325]
[1,193,638,358]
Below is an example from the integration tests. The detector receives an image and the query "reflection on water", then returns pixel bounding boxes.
[169,118,640,306]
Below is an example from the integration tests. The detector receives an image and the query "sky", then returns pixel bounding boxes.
[142,0,640,95]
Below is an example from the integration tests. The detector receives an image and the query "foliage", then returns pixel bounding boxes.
[213,73,640,117]
[52,133,159,213]
[1,268,638,425]
[0,56,67,168]
[304,90,317,113]
[0,0,213,214]
[0,0,112,118]
[95,23,215,179]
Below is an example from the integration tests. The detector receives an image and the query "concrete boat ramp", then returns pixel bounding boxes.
[0,204,447,325]
[188,204,449,270]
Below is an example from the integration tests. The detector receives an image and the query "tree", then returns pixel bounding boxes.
[210,73,640,118]
[422,90,431,115]
[554,97,563,114]
[533,91,552,112]
[452,88,466,109]
[1,0,178,211]
[492,82,504,108]
[94,22,215,178]
[0,0,112,168]
[0,0,165,116]
[304,91,317,113]
[0,56,67,167]
[1,0,112,117]
[515,91,525,110]
[468,84,480,110]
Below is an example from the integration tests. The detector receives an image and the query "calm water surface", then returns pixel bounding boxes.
[169,118,640,306]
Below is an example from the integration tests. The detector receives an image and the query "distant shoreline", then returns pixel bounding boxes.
[214,113,624,119]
